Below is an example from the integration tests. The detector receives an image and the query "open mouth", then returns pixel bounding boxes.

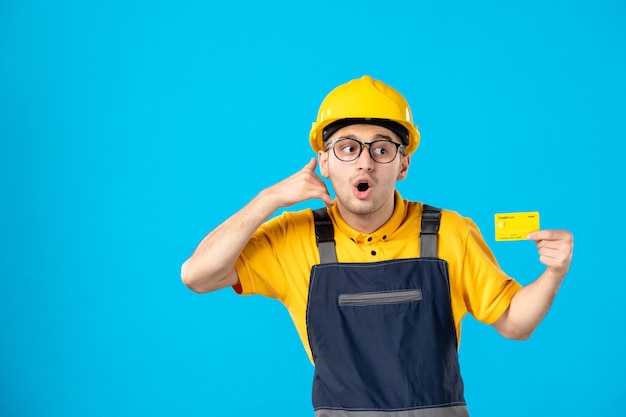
[357,182,370,192]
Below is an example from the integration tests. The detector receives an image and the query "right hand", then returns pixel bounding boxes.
[263,158,334,208]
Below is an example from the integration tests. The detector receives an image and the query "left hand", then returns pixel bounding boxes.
[528,230,574,277]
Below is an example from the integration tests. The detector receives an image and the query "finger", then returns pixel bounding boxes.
[537,237,573,264]
[537,248,572,273]
[535,238,570,251]
[538,245,570,261]
[303,157,317,172]
[528,230,573,243]
[318,188,334,207]
[538,256,571,274]
[307,176,333,207]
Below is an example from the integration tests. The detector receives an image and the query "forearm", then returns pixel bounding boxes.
[181,158,333,293]
[180,190,280,293]
[494,269,564,340]
[493,230,573,340]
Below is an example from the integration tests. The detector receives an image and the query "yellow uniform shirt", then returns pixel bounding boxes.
[234,191,521,363]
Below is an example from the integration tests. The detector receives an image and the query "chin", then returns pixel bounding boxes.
[341,199,381,216]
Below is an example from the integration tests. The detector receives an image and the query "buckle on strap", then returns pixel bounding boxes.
[420,205,441,258]
[313,208,338,263]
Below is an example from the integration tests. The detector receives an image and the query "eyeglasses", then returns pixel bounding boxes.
[326,137,405,164]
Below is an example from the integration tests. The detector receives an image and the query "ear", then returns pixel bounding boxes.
[397,154,410,181]
[318,149,330,178]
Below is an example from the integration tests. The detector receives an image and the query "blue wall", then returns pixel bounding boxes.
[1,1,624,415]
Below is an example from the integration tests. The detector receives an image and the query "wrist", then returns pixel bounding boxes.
[541,268,566,290]
[251,189,282,216]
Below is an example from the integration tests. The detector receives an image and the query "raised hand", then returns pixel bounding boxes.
[263,157,334,209]
[528,230,574,278]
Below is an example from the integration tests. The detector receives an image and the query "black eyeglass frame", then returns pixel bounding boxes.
[325,137,406,164]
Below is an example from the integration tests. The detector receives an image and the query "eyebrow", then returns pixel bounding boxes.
[337,133,403,146]
[340,133,398,142]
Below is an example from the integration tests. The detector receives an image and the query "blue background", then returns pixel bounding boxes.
[1,1,625,416]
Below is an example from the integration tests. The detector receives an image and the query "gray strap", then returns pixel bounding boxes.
[420,205,441,258]
[313,208,338,263]
[314,204,441,262]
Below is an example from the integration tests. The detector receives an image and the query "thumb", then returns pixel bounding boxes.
[304,157,317,171]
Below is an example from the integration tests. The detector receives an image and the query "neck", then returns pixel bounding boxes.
[337,198,396,234]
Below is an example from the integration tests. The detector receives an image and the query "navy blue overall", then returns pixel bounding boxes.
[306,206,469,417]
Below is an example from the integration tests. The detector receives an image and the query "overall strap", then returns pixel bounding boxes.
[420,204,441,258]
[314,204,441,262]
[313,208,337,263]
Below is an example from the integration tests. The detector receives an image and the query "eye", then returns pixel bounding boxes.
[372,141,394,155]
[372,147,387,156]
[341,145,357,153]
[337,139,360,156]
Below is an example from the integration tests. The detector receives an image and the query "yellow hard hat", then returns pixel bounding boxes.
[309,75,420,155]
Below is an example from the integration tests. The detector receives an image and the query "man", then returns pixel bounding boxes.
[181,75,573,417]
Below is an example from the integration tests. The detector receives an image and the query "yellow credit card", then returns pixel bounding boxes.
[494,211,540,241]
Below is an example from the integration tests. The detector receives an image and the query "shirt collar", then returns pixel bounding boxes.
[328,190,408,244]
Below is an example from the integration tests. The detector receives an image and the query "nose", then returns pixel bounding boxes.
[356,144,375,170]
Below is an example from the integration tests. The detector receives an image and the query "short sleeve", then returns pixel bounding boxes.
[233,216,290,301]
[460,219,522,324]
